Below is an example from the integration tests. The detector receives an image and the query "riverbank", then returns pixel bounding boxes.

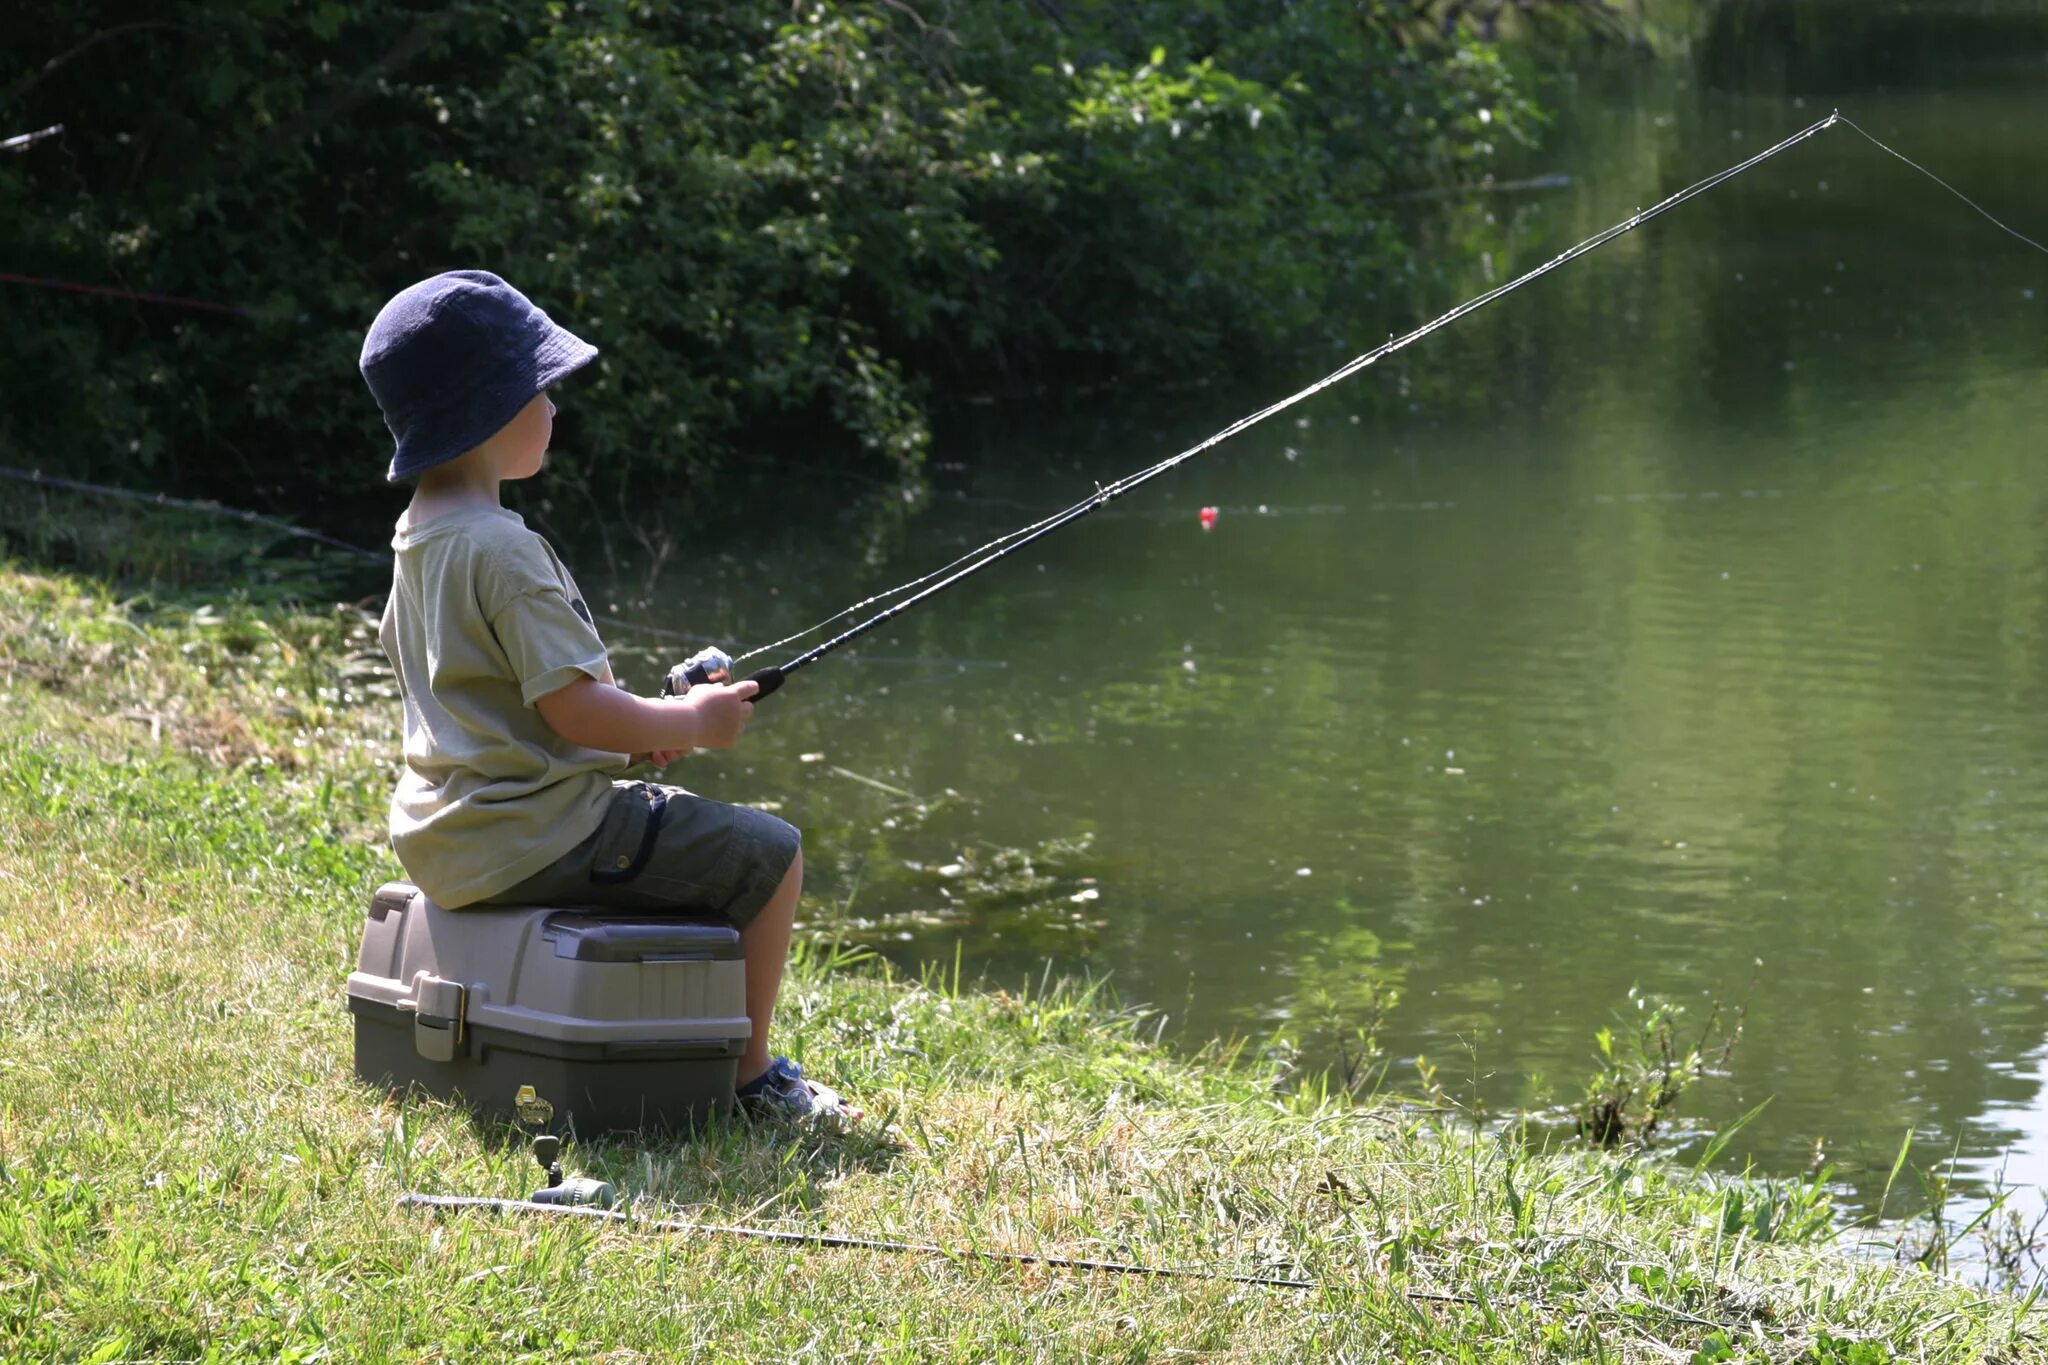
[0,565,2034,1362]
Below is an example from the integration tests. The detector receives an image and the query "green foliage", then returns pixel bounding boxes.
[1,1,1539,517]
[1690,1331,1742,1363]
[1803,1333,1899,1365]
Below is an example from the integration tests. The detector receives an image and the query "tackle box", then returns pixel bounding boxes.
[347,881,750,1134]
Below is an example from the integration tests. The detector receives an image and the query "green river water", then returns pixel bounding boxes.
[577,2,2048,1220]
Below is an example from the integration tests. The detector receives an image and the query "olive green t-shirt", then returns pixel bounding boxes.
[377,504,626,907]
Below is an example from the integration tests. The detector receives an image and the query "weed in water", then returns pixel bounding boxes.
[1576,987,1743,1150]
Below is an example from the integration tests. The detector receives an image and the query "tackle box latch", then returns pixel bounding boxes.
[399,972,467,1062]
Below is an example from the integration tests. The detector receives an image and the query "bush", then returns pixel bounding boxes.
[0,1,1539,520]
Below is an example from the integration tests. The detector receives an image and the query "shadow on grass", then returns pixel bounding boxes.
[424,1087,911,1216]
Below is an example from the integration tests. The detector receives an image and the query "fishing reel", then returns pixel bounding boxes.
[528,1132,615,1208]
[514,1085,615,1208]
[660,646,733,697]
[659,646,790,702]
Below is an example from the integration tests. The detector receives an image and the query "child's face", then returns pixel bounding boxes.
[497,391,556,480]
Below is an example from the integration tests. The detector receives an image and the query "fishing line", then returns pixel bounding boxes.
[0,462,382,560]
[0,462,762,656]
[0,270,256,317]
[0,460,1024,683]
[719,111,2043,703]
[1834,115,2048,257]
[0,460,736,642]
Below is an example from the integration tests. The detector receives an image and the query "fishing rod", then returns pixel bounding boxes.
[669,111,2016,705]
[395,1086,1449,1300]
[394,1189,1776,1329]
[399,1192,1332,1293]
[1,123,63,153]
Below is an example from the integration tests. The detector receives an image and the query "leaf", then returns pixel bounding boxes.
[84,1334,134,1365]
[1689,1331,1737,1365]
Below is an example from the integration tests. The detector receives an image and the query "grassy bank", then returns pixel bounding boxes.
[0,565,2037,1363]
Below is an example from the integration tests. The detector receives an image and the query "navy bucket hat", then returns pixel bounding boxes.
[360,270,598,481]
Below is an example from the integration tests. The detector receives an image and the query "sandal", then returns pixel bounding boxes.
[736,1058,862,1122]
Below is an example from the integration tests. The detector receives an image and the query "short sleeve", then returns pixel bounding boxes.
[476,530,610,705]
[494,586,611,704]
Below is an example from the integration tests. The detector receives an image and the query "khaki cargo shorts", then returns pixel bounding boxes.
[479,780,800,926]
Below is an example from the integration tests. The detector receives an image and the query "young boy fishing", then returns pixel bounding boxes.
[359,269,857,1121]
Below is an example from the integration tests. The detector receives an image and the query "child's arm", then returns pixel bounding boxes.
[586,663,672,764]
[534,676,758,755]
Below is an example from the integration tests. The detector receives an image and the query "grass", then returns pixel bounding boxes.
[0,563,2041,1363]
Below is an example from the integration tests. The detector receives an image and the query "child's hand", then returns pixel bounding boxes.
[632,747,689,768]
[683,679,758,749]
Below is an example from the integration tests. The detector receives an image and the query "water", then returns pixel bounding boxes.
[581,1,2048,1226]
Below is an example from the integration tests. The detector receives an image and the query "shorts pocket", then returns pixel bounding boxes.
[590,784,668,885]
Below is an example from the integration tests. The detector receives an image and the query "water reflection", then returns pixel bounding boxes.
[592,1,2048,1227]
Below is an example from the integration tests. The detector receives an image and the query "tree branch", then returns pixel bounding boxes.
[4,20,193,108]
[257,11,463,157]
[1028,0,1071,35]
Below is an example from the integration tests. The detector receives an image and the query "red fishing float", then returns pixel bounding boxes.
[1198,506,1219,532]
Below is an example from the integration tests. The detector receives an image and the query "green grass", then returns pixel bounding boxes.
[0,565,2040,1363]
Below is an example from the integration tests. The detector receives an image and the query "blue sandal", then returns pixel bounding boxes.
[737,1058,861,1122]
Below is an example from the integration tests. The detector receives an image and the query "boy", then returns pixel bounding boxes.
[360,269,856,1121]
